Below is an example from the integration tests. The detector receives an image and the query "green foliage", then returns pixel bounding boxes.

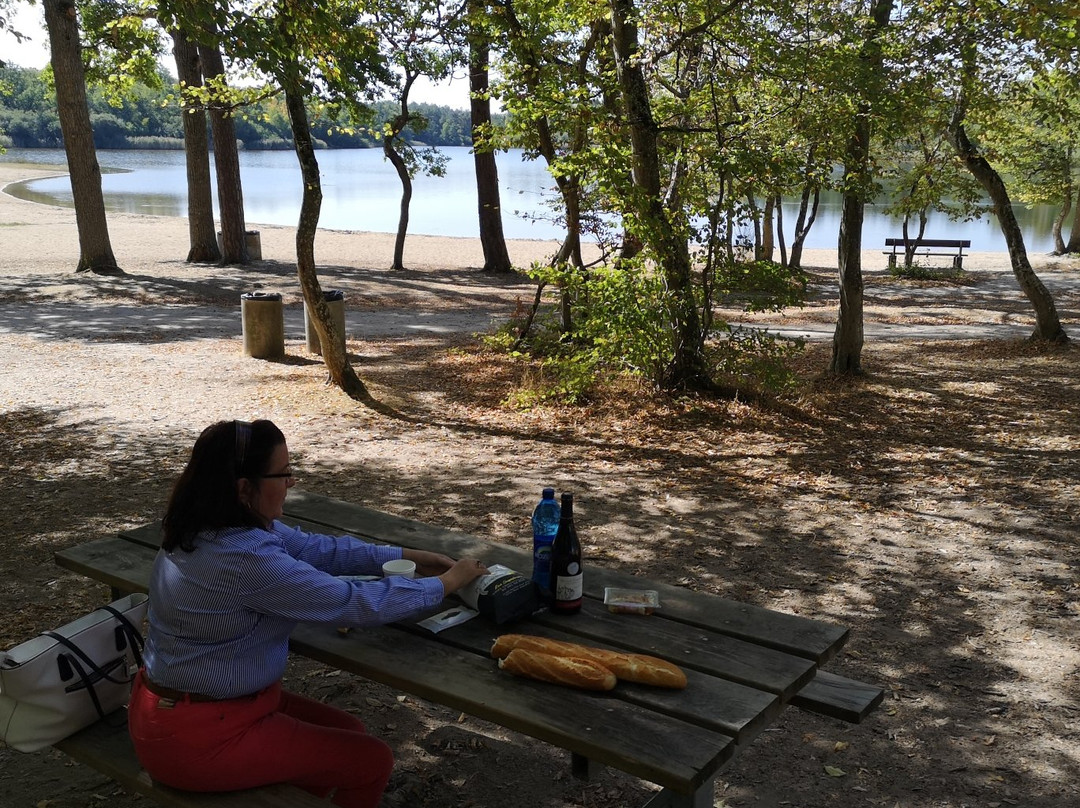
[888,260,965,281]
[712,259,808,315]
[0,66,473,150]
[707,326,805,394]
[977,69,1080,211]
[501,352,602,409]
[492,254,808,406]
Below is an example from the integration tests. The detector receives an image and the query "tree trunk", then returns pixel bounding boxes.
[1050,191,1070,255]
[42,0,120,275]
[467,5,512,274]
[745,193,762,260]
[284,84,373,400]
[385,141,413,271]
[900,210,929,267]
[171,30,219,263]
[199,42,248,265]
[832,170,866,374]
[385,79,417,271]
[948,110,1067,342]
[775,194,788,267]
[610,0,709,391]
[762,195,775,262]
[788,184,820,270]
[830,0,893,375]
[1066,186,1080,253]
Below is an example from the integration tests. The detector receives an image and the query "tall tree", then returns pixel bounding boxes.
[608,0,709,391]
[42,0,120,274]
[948,95,1067,342]
[376,0,452,270]
[830,0,894,375]
[217,0,392,402]
[466,0,512,273]
[171,29,220,263]
[198,40,248,265]
[929,0,1068,341]
[284,82,374,398]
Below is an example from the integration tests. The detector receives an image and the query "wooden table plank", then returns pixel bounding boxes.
[531,599,816,699]
[790,669,885,724]
[412,609,781,744]
[55,536,153,594]
[282,488,849,663]
[290,620,735,794]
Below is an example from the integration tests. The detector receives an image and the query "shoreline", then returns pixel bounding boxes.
[1,160,1069,264]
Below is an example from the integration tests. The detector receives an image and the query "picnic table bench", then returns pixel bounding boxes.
[53,488,883,808]
[884,237,970,269]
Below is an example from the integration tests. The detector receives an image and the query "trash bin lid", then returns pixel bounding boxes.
[241,291,282,302]
[323,290,345,302]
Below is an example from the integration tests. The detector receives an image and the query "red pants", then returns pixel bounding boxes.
[128,670,393,808]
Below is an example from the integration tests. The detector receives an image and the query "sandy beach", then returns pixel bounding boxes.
[2,160,1078,808]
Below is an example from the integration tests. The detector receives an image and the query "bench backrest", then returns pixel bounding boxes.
[884,238,970,248]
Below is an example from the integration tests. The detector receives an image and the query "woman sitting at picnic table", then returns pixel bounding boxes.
[128,418,489,808]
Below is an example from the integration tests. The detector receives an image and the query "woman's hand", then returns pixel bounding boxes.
[401,548,457,578]
[437,558,489,595]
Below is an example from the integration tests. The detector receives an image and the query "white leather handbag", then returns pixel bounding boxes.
[0,593,148,752]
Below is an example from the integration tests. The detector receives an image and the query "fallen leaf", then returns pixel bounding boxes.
[824,765,846,777]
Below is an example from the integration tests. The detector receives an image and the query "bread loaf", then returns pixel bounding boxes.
[498,648,617,691]
[492,634,687,689]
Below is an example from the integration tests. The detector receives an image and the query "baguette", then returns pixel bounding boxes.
[498,648,617,691]
[492,634,687,689]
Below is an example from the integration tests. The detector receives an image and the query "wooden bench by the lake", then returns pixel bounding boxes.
[884,237,970,270]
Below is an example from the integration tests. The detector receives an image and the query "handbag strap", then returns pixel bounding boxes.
[48,648,111,723]
[99,603,146,669]
[43,618,138,688]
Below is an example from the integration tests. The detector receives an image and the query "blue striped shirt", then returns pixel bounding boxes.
[143,520,445,699]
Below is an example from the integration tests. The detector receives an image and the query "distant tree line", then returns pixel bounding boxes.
[0,65,474,150]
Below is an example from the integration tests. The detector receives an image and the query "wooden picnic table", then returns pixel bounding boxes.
[55,488,882,808]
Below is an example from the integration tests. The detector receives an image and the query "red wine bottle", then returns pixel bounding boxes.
[550,493,583,614]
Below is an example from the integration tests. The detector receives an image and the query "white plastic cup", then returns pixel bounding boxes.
[382,559,416,579]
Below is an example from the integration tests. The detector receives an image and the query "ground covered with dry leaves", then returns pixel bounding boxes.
[1,227,1079,808]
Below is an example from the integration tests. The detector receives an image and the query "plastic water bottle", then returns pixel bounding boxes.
[531,488,561,595]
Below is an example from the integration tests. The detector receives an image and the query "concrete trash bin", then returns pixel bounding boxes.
[218,230,263,260]
[304,290,346,357]
[240,292,284,359]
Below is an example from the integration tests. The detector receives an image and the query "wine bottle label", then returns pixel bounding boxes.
[554,573,583,602]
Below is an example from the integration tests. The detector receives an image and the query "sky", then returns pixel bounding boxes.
[1,4,472,109]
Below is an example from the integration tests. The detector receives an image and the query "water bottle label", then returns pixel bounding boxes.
[555,573,582,602]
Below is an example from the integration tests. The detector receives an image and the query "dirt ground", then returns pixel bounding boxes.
[2,163,1080,807]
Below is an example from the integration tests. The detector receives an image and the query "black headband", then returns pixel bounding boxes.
[234,420,252,475]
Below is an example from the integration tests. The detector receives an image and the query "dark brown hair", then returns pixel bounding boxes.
[161,419,286,551]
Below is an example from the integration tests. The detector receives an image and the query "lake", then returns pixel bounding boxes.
[0,146,1062,252]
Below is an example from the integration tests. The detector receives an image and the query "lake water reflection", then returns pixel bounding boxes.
[1,146,1061,252]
